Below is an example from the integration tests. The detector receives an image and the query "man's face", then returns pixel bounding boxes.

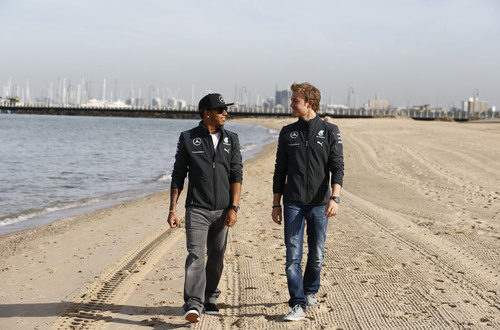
[205,107,227,126]
[290,92,310,117]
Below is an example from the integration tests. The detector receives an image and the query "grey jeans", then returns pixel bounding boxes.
[183,207,229,313]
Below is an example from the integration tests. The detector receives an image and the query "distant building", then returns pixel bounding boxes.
[412,104,431,111]
[177,99,187,110]
[263,97,275,109]
[82,98,129,108]
[364,96,390,110]
[274,104,285,112]
[167,97,177,108]
[165,97,187,109]
[275,89,291,108]
[152,97,162,107]
[326,104,348,110]
[468,97,488,113]
[462,100,469,112]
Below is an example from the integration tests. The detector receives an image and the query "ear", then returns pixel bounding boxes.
[203,110,212,119]
[308,100,315,109]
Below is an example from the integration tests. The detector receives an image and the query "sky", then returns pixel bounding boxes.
[0,0,499,108]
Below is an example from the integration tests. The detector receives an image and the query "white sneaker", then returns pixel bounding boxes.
[306,294,319,307]
[184,309,200,323]
[283,305,305,321]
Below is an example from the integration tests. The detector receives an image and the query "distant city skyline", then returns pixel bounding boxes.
[0,78,496,112]
[0,77,496,110]
[1,0,499,108]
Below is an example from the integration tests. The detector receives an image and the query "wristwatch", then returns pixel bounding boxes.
[330,196,341,204]
[231,205,240,213]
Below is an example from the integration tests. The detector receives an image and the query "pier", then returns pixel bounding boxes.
[0,104,498,121]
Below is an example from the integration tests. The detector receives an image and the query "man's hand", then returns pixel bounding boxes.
[168,211,181,228]
[225,209,238,227]
[272,206,282,225]
[325,199,339,217]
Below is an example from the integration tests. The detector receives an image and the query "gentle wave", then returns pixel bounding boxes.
[157,173,171,182]
[143,172,171,184]
[0,198,100,227]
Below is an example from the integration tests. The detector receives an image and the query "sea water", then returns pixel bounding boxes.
[0,114,277,234]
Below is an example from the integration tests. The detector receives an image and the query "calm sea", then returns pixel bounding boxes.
[0,114,277,234]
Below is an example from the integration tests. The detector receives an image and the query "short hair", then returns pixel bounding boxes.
[291,82,321,112]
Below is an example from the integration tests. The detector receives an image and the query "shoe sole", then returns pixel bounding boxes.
[184,311,200,323]
[283,316,305,321]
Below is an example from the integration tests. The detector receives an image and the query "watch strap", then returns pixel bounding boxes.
[330,196,341,204]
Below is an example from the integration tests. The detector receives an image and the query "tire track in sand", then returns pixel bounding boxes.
[52,228,182,329]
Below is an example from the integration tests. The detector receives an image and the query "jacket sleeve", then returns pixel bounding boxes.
[171,133,188,190]
[272,129,288,194]
[328,125,344,187]
[230,134,243,184]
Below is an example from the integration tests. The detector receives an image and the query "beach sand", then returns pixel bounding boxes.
[0,118,498,329]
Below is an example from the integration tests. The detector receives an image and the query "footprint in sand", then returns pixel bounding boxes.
[363,292,380,298]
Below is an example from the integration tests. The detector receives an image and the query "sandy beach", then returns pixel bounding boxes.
[0,117,498,329]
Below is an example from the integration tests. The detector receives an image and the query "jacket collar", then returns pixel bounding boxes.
[297,114,321,128]
[198,121,225,136]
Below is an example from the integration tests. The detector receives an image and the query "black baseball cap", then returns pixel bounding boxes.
[198,93,234,112]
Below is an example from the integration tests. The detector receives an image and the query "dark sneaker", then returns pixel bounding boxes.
[184,309,200,323]
[283,305,305,321]
[306,294,319,307]
[204,302,220,315]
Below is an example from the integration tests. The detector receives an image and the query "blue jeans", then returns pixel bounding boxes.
[284,203,328,309]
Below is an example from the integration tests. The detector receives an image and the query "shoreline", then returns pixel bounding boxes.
[0,117,278,237]
[1,117,498,329]
[0,117,284,258]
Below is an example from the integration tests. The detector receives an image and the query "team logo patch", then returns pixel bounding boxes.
[224,137,229,143]
[193,138,201,146]
[290,131,298,139]
[317,130,324,137]
[219,95,224,103]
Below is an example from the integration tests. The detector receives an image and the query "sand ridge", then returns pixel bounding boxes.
[0,118,498,329]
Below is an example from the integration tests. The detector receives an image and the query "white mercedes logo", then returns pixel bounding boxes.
[290,131,298,139]
[219,95,224,103]
[193,138,201,146]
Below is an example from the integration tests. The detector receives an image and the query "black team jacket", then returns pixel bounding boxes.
[273,115,344,205]
[171,121,243,210]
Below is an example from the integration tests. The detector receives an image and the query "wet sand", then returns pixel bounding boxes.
[0,117,498,329]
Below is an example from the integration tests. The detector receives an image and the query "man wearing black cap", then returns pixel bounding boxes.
[168,93,242,323]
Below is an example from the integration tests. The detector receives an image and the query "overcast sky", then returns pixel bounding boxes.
[1,0,499,107]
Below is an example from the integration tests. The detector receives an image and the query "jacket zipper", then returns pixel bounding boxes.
[212,137,218,210]
[305,123,310,203]
[212,160,216,210]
